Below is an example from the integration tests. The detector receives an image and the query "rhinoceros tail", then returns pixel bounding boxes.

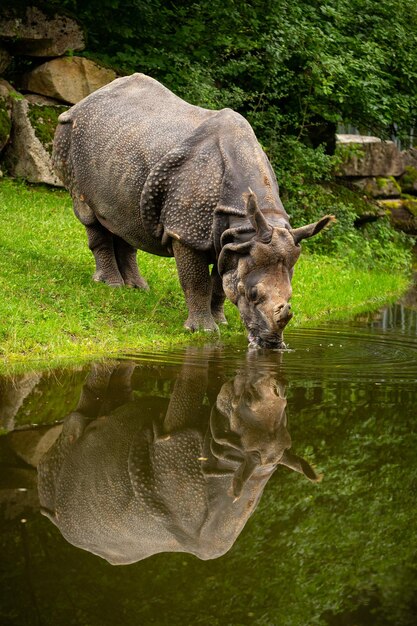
[52,113,75,189]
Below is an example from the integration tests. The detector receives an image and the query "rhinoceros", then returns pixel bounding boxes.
[53,73,334,348]
[37,355,318,563]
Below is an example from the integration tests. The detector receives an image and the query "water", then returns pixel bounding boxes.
[1,300,417,626]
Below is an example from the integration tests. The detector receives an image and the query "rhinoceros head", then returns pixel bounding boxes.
[209,366,319,498]
[219,190,334,348]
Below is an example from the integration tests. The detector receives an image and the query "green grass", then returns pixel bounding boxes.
[0,178,411,371]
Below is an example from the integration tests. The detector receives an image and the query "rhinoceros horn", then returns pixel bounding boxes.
[231,450,262,499]
[247,188,273,243]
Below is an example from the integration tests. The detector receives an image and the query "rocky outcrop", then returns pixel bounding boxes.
[403,147,417,170]
[0,6,85,57]
[21,56,117,104]
[379,198,417,235]
[351,176,401,199]
[398,165,417,195]
[0,6,115,184]
[0,47,11,73]
[8,425,63,467]
[0,78,13,154]
[4,95,67,186]
[336,134,404,178]
[335,136,417,236]
[0,372,41,431]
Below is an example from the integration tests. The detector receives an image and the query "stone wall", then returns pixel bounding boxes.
[0,6,116,185]
[336,135,417,235]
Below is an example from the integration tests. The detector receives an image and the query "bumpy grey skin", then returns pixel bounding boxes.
[53,73,334,346]
[37,357,318,564]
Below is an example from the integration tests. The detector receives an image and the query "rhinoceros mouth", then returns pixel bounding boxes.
[248,332,287,350]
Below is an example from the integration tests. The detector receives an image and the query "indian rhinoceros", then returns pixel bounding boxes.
[52,73,334,348]
[37,354,318,563]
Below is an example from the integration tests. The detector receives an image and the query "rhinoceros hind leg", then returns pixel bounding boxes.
[85,222,124,287]
[211,266,227,325]
[172,240,218,332]
[113,236,149,290]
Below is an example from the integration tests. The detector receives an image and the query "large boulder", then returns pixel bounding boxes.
[398,165,417,195]
[402,147,417,169]
[0,78,13,154]
[21,56,117,104]
[378,198,417,235]
[0,46,11,73]
[4,94,68,186]
[335,134,404,178]
[351,176,401,199]
[0,6,85,57]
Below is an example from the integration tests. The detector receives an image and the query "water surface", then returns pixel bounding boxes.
[1,300,417,626]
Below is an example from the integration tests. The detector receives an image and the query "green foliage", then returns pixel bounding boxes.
[5,0,417,145]
[4,0,417,223]
[283,181,413,269]
[18,0,417,142]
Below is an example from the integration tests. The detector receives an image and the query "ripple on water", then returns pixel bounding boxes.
[282,324,417,382]
[72,300,417,385]
[116,319,417,386]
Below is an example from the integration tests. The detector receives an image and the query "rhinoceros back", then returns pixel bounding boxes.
[53,74,215,248]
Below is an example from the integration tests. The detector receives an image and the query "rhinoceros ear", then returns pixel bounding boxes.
[279,450,322,482]
[290,215,336,245]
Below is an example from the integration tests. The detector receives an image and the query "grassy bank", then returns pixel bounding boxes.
[0,178,411,370]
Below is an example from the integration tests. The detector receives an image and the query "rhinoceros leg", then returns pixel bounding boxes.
[211,266,227,325]
[113,236,149,290]
[85,222,125,286]
[172,240,218,332]
[71,196,123,286]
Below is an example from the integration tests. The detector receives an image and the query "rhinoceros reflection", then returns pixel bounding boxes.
[38,354,318,564]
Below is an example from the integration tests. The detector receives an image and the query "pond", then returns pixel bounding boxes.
[1,294,417,626]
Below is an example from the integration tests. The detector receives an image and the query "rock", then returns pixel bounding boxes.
[351,176,401,199]
[0,77,14,100]
[0,46,11,73]
[8,425,63,467]
[398,166,417,195]
[0,372,41,431]
[335,134,404,177]
[402,147,417,169]
[378,198,417,235]
[24,93,64,106]
[4,95,67,186]
[0,6,85,57]
[22,56,117,104]
[0,79,14,153]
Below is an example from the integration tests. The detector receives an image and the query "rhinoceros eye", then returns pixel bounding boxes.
[248,286,263,303]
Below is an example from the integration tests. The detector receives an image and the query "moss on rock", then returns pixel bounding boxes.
[399,166,417,194]
[402,196,417,218]
[375,176,401,193]
[0,97,12,150]
[27,103,68,154]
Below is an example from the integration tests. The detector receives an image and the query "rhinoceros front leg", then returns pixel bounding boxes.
[172,240,218,332]
[211,266,227,325]
[113,236,149,290]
